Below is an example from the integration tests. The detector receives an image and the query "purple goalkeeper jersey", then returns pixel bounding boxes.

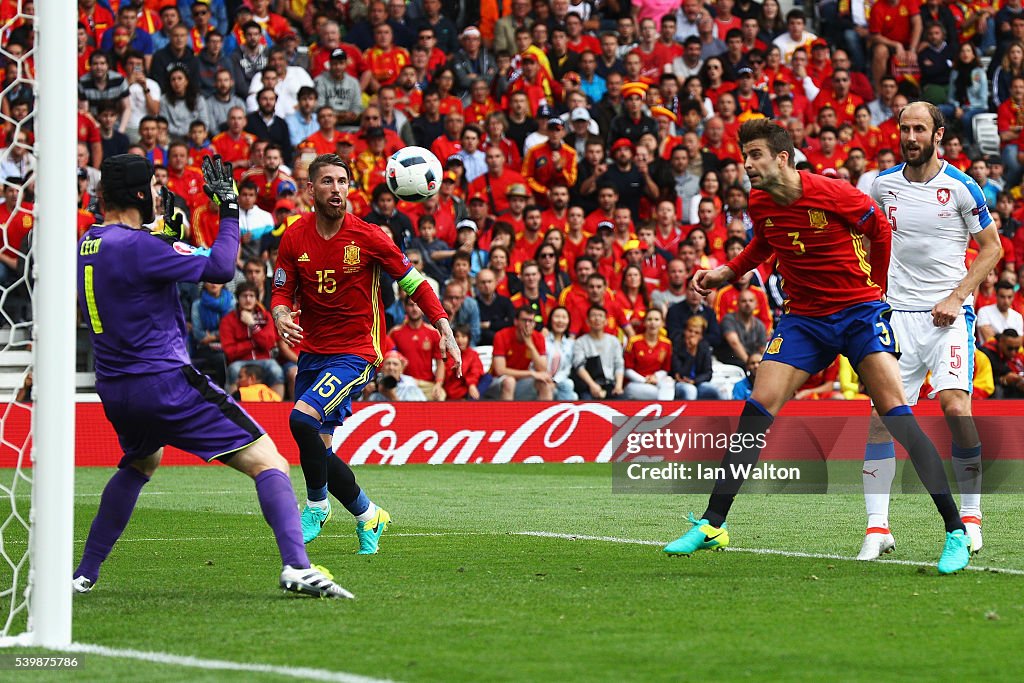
[77,218,239,380]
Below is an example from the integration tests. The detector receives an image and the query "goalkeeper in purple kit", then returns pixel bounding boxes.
[73,154,351,598]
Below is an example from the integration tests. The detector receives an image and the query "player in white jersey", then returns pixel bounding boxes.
[860,102,1002,560]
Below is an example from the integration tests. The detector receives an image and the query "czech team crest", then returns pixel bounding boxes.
[936,188,951,205]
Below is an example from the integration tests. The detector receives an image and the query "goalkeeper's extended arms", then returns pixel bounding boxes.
[157,187,186,241]
[202,154,238,218]
[199,154,240,283]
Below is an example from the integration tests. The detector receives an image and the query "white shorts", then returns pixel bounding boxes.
[891,308,975,406]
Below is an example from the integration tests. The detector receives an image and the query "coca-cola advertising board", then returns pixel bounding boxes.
[5,401,1022,468]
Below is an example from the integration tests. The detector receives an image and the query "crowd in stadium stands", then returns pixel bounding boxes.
[3,0,1024,400]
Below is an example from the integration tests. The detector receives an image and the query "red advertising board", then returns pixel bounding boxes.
[1,401,1021,468]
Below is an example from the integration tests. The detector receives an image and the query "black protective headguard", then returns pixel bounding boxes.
[99,154,156,224]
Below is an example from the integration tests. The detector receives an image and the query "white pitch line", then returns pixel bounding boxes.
[514,531,1024,576]
[57,643,395,683]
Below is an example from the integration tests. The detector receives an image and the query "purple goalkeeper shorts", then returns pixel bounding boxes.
[96,365,266,466]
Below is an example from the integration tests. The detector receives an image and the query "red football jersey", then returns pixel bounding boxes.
[491,327,546,372]
[725,171,889,317]
[166,166,206,211]
[212,132,256,166]
[624,335,672,376]
[271,212,414,364]
[391,322,442,382]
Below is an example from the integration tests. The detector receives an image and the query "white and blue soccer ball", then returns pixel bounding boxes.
[386,147,443,202]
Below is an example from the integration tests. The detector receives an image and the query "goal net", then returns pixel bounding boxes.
[0,0,77,648]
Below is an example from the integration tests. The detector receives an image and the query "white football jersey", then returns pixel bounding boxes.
[871,161,992,311]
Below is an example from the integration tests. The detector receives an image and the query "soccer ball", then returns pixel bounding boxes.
[386,147,443,202]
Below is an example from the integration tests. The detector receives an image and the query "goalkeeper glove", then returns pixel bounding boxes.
[157,187,187,241]
[202,154,238,217]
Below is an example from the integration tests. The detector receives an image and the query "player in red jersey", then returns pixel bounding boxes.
[664,120,972,574]
[272,154,459,552]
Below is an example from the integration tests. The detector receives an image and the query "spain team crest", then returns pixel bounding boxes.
[766,337,783,355]
[808,209,828,230]
[936,188,950,205]
[344,244,361,265]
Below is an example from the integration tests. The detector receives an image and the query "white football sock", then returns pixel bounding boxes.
[951,443,982,520]
[306,498,330,510]
[863,442,897,530]
[355,501,377,523]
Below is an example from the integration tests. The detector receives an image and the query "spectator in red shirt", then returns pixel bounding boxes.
[998,75,1024,186]
[869,0,922,93]
[362,23,410,94]
[0,179,31,284]
[164,141,205,211]
[431,110,465,164]
[804,126,845,175]
[300,106,341,155]
[703,116,741,162]
[489,306,554,400]
[569,273,633,337]
[631,17,673,81]
[468,145,528,217]
[240,144,295,213]
[443,325,483,400]
[623,308,675,400]
[812,68,864,126]
[941,133,971,173]
[806,39,833,88]
[391,298,446,400]
[219,282,284,398]
[249,0,292,42]
[211,106,255,170]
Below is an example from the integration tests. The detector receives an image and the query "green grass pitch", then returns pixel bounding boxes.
[3,463,1024,682]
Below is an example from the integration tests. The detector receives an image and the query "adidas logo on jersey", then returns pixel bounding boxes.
[764,218,774,227]
[298,252,310,262]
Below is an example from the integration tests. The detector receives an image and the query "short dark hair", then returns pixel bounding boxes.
[996,279,1015,293]
[308,153,352,183]
[235,281,260,300]
[515,305,536,320]
[372,182,395,203]
[738,119,795,166]
[724,236,746,252]
[573,255,596,270]
[239,363,266,383]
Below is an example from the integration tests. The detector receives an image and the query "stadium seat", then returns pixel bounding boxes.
[972,113,1000,159]
[475,345,493,373]
[708,360,745,400]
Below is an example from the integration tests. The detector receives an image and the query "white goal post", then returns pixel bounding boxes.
[0,0,77,648]
[30,0,78,647]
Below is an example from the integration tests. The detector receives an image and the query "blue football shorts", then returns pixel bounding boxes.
[762,300,898,374]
